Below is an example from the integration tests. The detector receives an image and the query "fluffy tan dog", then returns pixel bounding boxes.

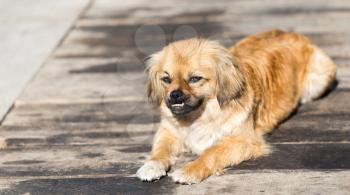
[136,29,336,184]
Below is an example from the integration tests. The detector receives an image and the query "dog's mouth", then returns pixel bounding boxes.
[166,97,203,116]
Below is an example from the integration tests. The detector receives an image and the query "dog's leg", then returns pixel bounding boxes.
[170,132,269,184]
[137,127,183,181]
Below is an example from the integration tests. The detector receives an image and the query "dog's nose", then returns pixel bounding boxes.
[170,90,184,101]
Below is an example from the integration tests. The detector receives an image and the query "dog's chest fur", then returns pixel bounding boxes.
[163,99,248,154]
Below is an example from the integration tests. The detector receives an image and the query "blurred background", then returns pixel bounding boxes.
[1,0,350,122]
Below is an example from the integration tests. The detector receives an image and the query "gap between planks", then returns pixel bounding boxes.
[14,96,147,106]
[0,173,134,181]
[1,170,350,181]
[2,142,350,152]
[272,141,350,145]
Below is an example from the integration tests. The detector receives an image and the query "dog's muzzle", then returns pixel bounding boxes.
[166,90,203,116]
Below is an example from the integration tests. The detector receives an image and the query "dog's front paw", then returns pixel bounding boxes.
[170,168,201,184]
[170,161,211,184]
[136,161,166,182]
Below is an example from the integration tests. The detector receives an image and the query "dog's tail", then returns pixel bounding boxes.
[300,45,337,104]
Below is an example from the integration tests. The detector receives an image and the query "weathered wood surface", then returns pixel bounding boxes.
[1,0,350,194]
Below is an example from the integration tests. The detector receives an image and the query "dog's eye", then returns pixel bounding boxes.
[189,76,203,83]
[161,76,171,84]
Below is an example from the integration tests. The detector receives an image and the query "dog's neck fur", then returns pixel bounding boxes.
[159,89,252,154]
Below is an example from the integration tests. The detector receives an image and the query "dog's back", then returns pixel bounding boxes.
[230,29,336,134]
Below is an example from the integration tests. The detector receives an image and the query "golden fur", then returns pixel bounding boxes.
[136,29,336,184]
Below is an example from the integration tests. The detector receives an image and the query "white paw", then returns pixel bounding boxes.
[170,169,200,185]
[136,161,166,182]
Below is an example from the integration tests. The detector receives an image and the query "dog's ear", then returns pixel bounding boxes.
[145,52,165,105]
[215,46,244,106]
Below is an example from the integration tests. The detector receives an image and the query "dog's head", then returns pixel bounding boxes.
[145,38,244,116]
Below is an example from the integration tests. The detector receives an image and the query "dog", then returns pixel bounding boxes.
[136,29,336,184]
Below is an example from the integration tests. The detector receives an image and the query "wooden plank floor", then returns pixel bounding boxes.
[1,0,350,194]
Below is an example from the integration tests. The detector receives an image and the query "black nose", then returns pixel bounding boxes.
[170,90,184,101]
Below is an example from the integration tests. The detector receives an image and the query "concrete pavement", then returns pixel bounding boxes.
[0,0,90,121]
